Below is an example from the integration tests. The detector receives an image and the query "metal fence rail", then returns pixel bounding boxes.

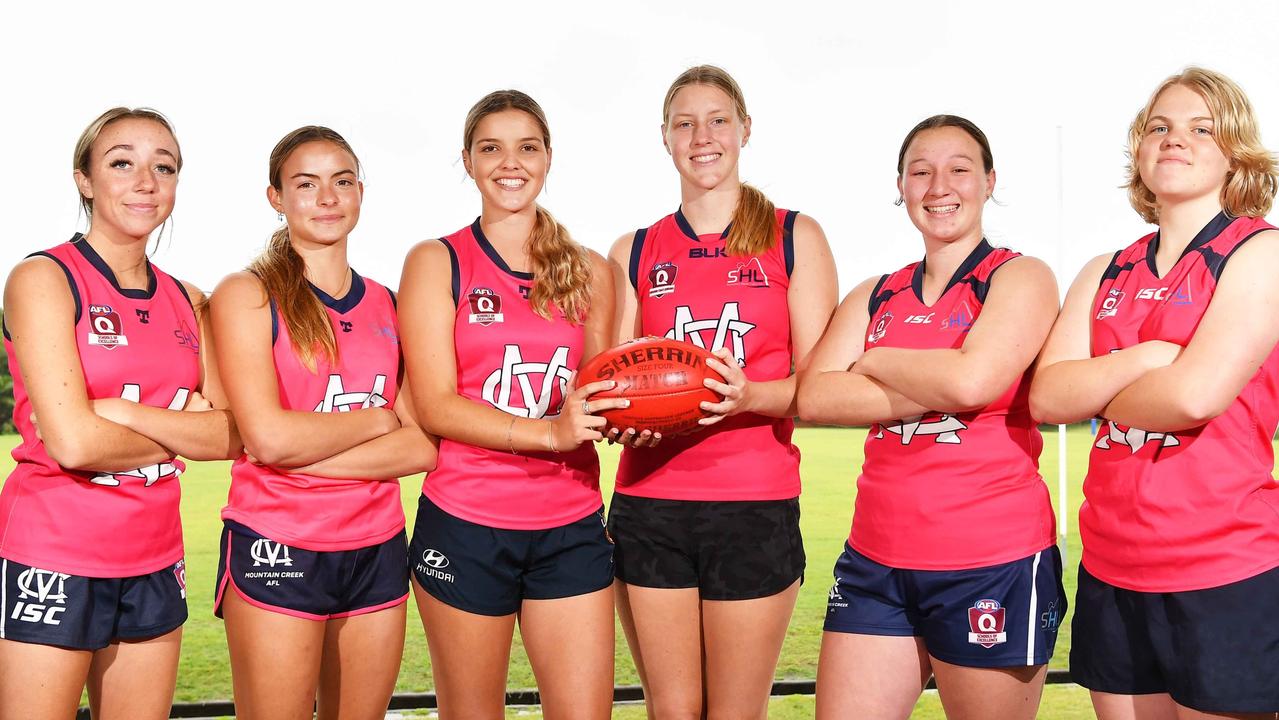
[75,669,1075,718]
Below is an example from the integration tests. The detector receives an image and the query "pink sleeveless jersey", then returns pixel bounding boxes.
[851,240,1055,570]
[617,208,800,501]
[0,237,199,577]
[221,272,405,551]
[1085,213,1279,592]
[420,221,601,530]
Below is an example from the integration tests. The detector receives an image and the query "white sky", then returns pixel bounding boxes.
[4,0,1278,297]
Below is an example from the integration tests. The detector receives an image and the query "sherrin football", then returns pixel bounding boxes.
[578,337,721,436]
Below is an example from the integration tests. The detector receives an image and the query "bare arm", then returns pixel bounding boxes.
[5,256,171,471]
[210,271,399,467]
[700,214,839,423]
[289,374,440,478]
[797,275,933,426]
[1029,252,1180,424]
[1102,230,1279,431]
[399,241,627,454]
[855,256,1058,413]
[607,230,642,344]
[89,282,240,461]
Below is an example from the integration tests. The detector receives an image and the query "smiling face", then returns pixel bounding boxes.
[74,117,179,241]
[1136,83,1230,209]
[463,108,549,215]
[267,140,362,250]
[897,126,995,245]
[663,83,750,191]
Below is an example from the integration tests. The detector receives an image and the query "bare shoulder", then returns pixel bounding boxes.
[607,230,638,264]
[177,279,209,306]
[210,271,267,308]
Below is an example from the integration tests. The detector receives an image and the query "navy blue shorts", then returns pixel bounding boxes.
[824,543,1065,668]
[214,521,408,621]
[1071,563,1279,713]
[0,555,187,651]
[409,495,613,616]
[608,493,805,600]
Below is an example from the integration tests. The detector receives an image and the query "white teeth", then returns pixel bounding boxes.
[496,178,526,188]
[691,153,721,163]
[925,204,959,214]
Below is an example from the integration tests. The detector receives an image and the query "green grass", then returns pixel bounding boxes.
[0,425,1116,714]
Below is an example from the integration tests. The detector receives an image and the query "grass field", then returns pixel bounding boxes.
[1,425,1107,716]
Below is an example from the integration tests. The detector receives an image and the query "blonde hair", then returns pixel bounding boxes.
[1126,67,1277,223]
[463,90,591,324]
[73,107,183,218]
[663,65,778,257]
[250,126,360,370]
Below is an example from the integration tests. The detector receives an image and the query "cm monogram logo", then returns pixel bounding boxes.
[482,345,573,419]
[250,539,293,568]
[666,302,755,366]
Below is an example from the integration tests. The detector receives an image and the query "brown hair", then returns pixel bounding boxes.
[896,114,995,176]
[73,107,183,218]
[250,126,361,370]
[1126,67,1277,223]
[663,65,777,257]
[463,90,591,324]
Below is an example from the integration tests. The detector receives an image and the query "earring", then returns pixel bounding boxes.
[277,212,284,222]
[894,196,904,207]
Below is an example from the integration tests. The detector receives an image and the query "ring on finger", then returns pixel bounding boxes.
[582,399,591,415]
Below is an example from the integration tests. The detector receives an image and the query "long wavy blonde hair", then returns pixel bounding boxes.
[663,65,778,257]
[463,91,591,324]
[1127,67,1277,223]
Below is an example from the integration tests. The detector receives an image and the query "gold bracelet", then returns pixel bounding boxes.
[506,417,518,455]
[546,421,559,453]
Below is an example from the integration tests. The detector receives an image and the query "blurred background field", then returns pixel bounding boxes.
[0,425,1120,716]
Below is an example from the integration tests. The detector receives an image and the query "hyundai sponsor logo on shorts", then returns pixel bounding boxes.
[418,549,455,583]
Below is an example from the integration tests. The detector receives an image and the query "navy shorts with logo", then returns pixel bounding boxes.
[1071,562,1279,713]
[214,520,408,620]
[0,555,187,651]
[824,543,1065,668]
[607,493,805,601]
[409,494,614,617]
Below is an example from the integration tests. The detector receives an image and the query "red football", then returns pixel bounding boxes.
[578,337,721,436]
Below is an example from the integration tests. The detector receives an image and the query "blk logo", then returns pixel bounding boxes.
[91,384,190,487]
[665,303,755,366]
[689,247,726,259]
[339,320,353,333]
[314,374,388,412]
[250,539,293,567]
[11,567,71,626]
[482,345,573,418]
[135,309,151,324]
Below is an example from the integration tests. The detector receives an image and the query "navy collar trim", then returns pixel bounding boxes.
[71,234,157,299]
[472,219,534,281]
[309,270,365,313]
[674,207,730,243]
[911,238,994,304]
[1146,211,1233,278]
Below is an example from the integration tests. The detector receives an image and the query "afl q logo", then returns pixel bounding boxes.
[87,305,129,349]
[467,288,504,326]
[648,262,677,298]
[421,549,450,569]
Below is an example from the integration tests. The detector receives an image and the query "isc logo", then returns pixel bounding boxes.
[904,313,934,324]
[1136,287,1169,300]
[10,567,71,626]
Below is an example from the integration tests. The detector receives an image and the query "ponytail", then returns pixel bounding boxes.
[725,182,779,257]
[528,205,592,324]
[248,226,338,371]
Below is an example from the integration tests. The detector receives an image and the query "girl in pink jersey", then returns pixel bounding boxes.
[1033,68,1279,718]
[210,127,436,720]
[606,65,838,720]
[398,90,625,720]
[799,116,1064,720]
[0,108,237,719]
